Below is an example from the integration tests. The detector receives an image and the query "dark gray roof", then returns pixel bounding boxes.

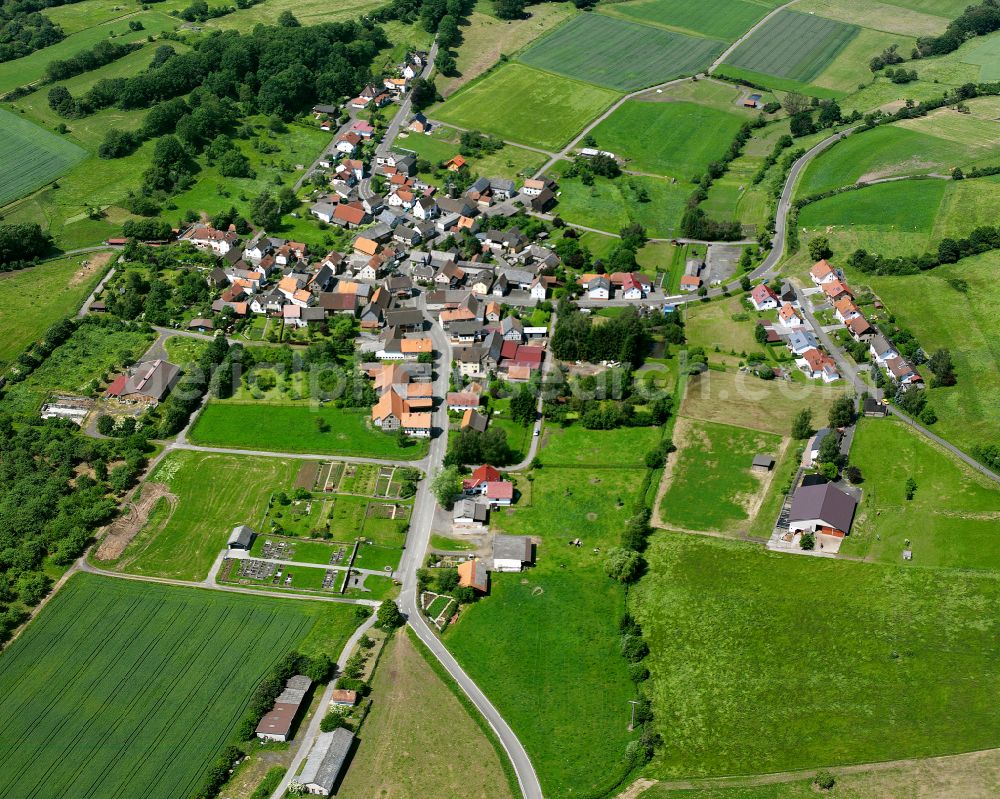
[384,308,425,327]
[123,360,180,401]
[454,498,488,522]
[751,454,775,468]
[228,525,255,547]
[300,727,353,792]
[789,483,857,533]
[493,534,532,562]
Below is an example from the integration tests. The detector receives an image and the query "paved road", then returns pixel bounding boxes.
[393,302,545,799]
[269,612,378,799]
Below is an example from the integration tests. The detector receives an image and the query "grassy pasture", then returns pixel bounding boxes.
[589,100,745,177]
[797,124,986,195]
[810,26,914,94]
[0,254,108,370]
[722,10,859,82]
[112,450,299,581]
[600,0,771,41]
[394,125,544,180]
[659,418,782,532]
[795,0,951,37]
[551,172,689,237]
[445,429,653,797]
[336,631,516,799]
[432,63,619,150]
[188,402,427,460]
[962,33,1000,81]
[0,10,178,95]
[798,177,946,232]
[633,534,1000,778]
[680,370,847,436]
[0,573,356,799]
[518,13,725,91]
[844,250,1000,457]
[206,0,384,28]
[844,420,1000,570]
[0,108,86,206]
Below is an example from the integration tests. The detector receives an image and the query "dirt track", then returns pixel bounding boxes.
[95,482,175,561]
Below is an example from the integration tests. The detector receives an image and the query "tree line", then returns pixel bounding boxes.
[0,0,78,63]
[0,223,52,270]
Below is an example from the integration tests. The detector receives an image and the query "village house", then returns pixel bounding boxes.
[750,283,779,311]
[809,259,838,285]
[776,302,804,331]
[788,481,858,538]
[457,558,490,593]
[181,225,239,255]
[797,347,840,382]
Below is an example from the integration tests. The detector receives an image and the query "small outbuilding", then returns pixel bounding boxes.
[330,689,358,707]
[751,454,775,472]
[863,397,888,417]
[228,525,256,550]
[493,534,533,572]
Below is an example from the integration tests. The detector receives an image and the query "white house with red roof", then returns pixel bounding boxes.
[750,283,779,311]
[809,259,838,285]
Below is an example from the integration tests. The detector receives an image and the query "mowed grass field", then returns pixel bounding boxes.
[0,254,109,370]
[795,0,951,38]
[589,100,745,177]
[0,108,86,206]
[111,450,300,581]
[722,9,859,82]
[601,0,773,41]
[446,427,659,797]
[0,573,357,799]
[394,125,544,180]
[336,631,516,799]
[518,13,725,91]
[431,63,619,150]
[844,420,1000,570]
[659,418,782,532]
[188,401,427,460]
[633,534,1000,778]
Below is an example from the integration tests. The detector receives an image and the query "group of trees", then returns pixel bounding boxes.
[101,265,212,325]
[154,334,231,437]
[43,39,143,82]
[563,152,621,183]
[551,302,648,367]
[0,222,52,269]
[445,427,514,466]
[846,222,1000,275]
[0,0,71,63]
[915,0,1000,58]
[0,417,151,644]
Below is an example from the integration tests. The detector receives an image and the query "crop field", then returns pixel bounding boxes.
[589,100,745,177]
[659,418,782,532]
[0,321,153,417]
[845,250,1000,457]
[0,254,109,370]
[111,450,299,581]
[0,573,356,799]
[0,109,87,207]
[552,173,689,237]
[722,10,859,82]
[337,631,516,799]
[601,0,772,41]
[432,63,618,150]
[632,534,1000,778]
[445,429,653,797]
[843,420,1000,570]
[518,13,725,92]
[189,401,427,460]
[794,0,951,37]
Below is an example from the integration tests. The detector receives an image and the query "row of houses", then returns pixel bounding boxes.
[578,271,654,301]
[809,259,922,389]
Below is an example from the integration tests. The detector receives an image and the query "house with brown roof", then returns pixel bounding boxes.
[809,259,838,285]
[458,559,489,593]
